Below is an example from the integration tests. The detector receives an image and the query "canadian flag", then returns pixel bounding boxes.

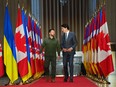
[15,5,28,80]
[39,26,44,73]
[33,21,41,77]
[36,25,44,73]
[97,7,114,77]
[27,15,35,75]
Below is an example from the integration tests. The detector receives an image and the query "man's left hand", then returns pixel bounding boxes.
[67,47,73,52]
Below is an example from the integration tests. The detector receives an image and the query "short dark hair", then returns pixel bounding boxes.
[61,24,69,30]
[48,28,54,33]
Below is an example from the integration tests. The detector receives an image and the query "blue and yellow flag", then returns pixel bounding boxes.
[4,5,18,83]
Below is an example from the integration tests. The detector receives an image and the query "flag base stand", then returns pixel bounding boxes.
[8,81,13,85]
[86,74,111,84]
[19,81,23,85]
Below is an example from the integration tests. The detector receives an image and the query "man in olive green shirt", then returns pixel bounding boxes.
[40,29,60,82]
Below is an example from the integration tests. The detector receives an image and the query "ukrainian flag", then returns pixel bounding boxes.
[4,5,18,83]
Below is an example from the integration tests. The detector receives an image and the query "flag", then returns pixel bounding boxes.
[95,10,104,77]
[21,9,32,81]
[97,7,114,77]
[34,24,42,74]
[92,17,100,77]
[83,24,89,74]
[38,26,44,73]
[15,5,28,82]
[4,5,18,83]
[36,25,44,75]
[31,19,41,78]
[27,15,35,75]
[0,42,4,77]
[89,19,97,75]
[86,24,94,74]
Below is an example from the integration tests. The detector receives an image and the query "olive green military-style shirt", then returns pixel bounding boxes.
[40,37,60,57]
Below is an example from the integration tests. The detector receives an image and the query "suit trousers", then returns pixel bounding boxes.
[63,52,74,80]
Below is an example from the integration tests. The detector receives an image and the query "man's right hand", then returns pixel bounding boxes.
[62,48,67,52]
[57,56,60,60]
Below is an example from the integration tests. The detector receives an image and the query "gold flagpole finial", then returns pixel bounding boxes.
[39,25,42,29]
[18,1,20,8]
[100,4,103,9]
[37,22,39,26]
[95,10,97,16]
[35,19,38,24]
[104,0,106,5]
[89,18,91,24]
[6,0,8,6]
[22,3,24,9]
[32,15,34,20]
[85,22,88,27]
[22,3,24,10]
[29,13,31,17]
[25,9,27,14]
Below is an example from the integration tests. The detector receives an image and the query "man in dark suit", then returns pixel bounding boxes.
[61,24,77,82]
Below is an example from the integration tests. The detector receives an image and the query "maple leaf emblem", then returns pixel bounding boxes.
[98,31,111,52]
[15,31,27,53]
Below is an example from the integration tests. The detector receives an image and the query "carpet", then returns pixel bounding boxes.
[0,76,98,87]
[29,76,98,87]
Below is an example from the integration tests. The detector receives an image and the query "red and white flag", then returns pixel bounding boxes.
[33,21,41,78]
[39,26,44,73]
[97,7,114,77]
[0,43,4,77]
[36,25,44,74]
[27,15,36,76]
[15,5,28,81]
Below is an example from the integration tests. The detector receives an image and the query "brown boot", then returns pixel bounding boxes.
[51,78,55,83]
[46,76,49,82]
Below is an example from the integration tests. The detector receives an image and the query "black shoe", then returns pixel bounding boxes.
[69,79,73,82]
[64,78,67,82]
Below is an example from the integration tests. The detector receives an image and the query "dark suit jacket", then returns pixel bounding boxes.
[61,32,77,54]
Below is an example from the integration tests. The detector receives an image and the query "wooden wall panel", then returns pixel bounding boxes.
[39,0,87,50]
[0,0,116,51]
